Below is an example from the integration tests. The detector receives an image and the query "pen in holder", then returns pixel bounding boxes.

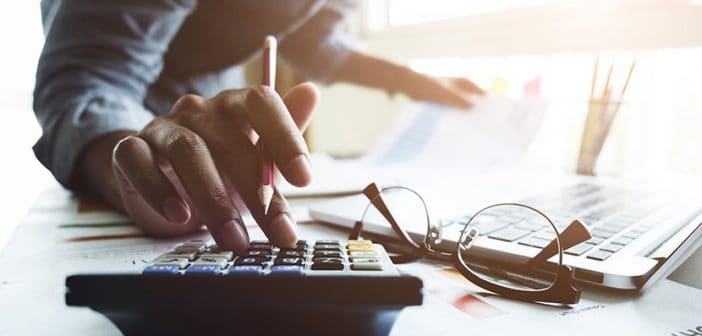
[577,98,625,176]
[576,58,636,176]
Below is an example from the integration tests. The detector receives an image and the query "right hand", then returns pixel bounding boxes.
[98,83,318,255]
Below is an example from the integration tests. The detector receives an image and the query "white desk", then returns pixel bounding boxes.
[0,185,700,335]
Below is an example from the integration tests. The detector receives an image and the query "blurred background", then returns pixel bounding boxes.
[2,0,702,244]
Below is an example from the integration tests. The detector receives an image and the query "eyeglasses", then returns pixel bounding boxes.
[350,183,592,305]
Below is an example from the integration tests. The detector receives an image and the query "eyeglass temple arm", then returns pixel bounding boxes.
[526,219,592,268]
[359,183,421,250]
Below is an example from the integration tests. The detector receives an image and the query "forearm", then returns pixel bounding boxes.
[328,51,415,96]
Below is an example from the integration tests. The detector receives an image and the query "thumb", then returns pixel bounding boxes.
[283,82,319,132]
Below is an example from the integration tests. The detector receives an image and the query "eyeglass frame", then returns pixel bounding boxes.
[350,183,582,305]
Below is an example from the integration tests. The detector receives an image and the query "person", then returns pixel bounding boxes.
[33,0,484,255]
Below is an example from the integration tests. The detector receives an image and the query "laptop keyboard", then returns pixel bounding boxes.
[445,183,671,262]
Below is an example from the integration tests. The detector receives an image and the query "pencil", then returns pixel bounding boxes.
[258,35,277,215]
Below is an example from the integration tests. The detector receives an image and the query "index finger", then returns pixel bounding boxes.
[213,86,311,187]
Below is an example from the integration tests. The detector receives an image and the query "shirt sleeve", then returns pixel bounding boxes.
[33,0,197,187]
[279,0,360,83]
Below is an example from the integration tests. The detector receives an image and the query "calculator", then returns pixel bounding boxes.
[65,239,423,335]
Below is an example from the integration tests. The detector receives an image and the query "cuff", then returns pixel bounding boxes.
[33,92,154,188]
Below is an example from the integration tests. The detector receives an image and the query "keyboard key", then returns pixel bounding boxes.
[532,230,556,240]
[597,224,624,233]
[270,265,304,276]
[611,237,634,246]
[591,229,615,239]
[234,257,266,266]
[296,240,308,246]
[227,265,263,276]
[517,236,550,248]
[312,258,344,270]
[622,230,646,239]
[200,251,234,261]
[274,257,303,266]
[278,250,305,258]
[153,257,190,269]
[314,251,342,259]
[585,236,605,245]
[587,250,613,261]
[471,217,510,235]
[185,265,222,275]
[565,242,593,256]
[143,265,181,275]
[513,220,545,232]
[245,250,271,258]
[193,257,229,269]
[600,243,623,253]
[488,227,531,242]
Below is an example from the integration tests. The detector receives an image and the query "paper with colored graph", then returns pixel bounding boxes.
[392,261,702,336]
[363,96,548,174]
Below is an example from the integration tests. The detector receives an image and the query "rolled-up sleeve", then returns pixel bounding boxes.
[279,0,359,83]
[33,0,196,187]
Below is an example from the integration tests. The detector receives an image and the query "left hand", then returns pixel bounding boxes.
[400,71,485,109]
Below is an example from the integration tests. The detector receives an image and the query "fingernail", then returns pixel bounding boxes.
[283,154,311,187]
[162,198,190,224]
[270,213,298,248]
[219,220,250,255]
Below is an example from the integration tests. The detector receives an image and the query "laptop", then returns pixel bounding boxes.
[309,176,702,290]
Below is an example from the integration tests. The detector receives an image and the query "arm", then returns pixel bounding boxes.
[279,0,483,108]
[34,0,317,254]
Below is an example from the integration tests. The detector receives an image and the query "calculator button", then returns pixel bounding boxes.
[349,257,379,264]
[347,245,375,252]
[185,265,222,275]
[193,257,229,269]
[174,244,206,253]
[160,251,198,261]
[278,250,305,258]
[153,257,190,269]
[245,250,271,258]
[200,251,234,261]
[227,265,263,276]
[143,265,181,275]
[313,246,341,253]
[270,265,304,276]
[279,246,306,252]
[349,252,378,259]
[312,258,344,270]
[313,251,342,258]
[234,257,266,266]
[274,257,303,266]
[249,242,273,251]
[347,240,373,246]
[351,262,383,271]
[314,240,339,245]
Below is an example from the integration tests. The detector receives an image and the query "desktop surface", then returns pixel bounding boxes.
[0,184,700,335]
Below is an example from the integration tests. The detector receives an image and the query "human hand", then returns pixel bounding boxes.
[400,71,485,109]
[109,83,318,255]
